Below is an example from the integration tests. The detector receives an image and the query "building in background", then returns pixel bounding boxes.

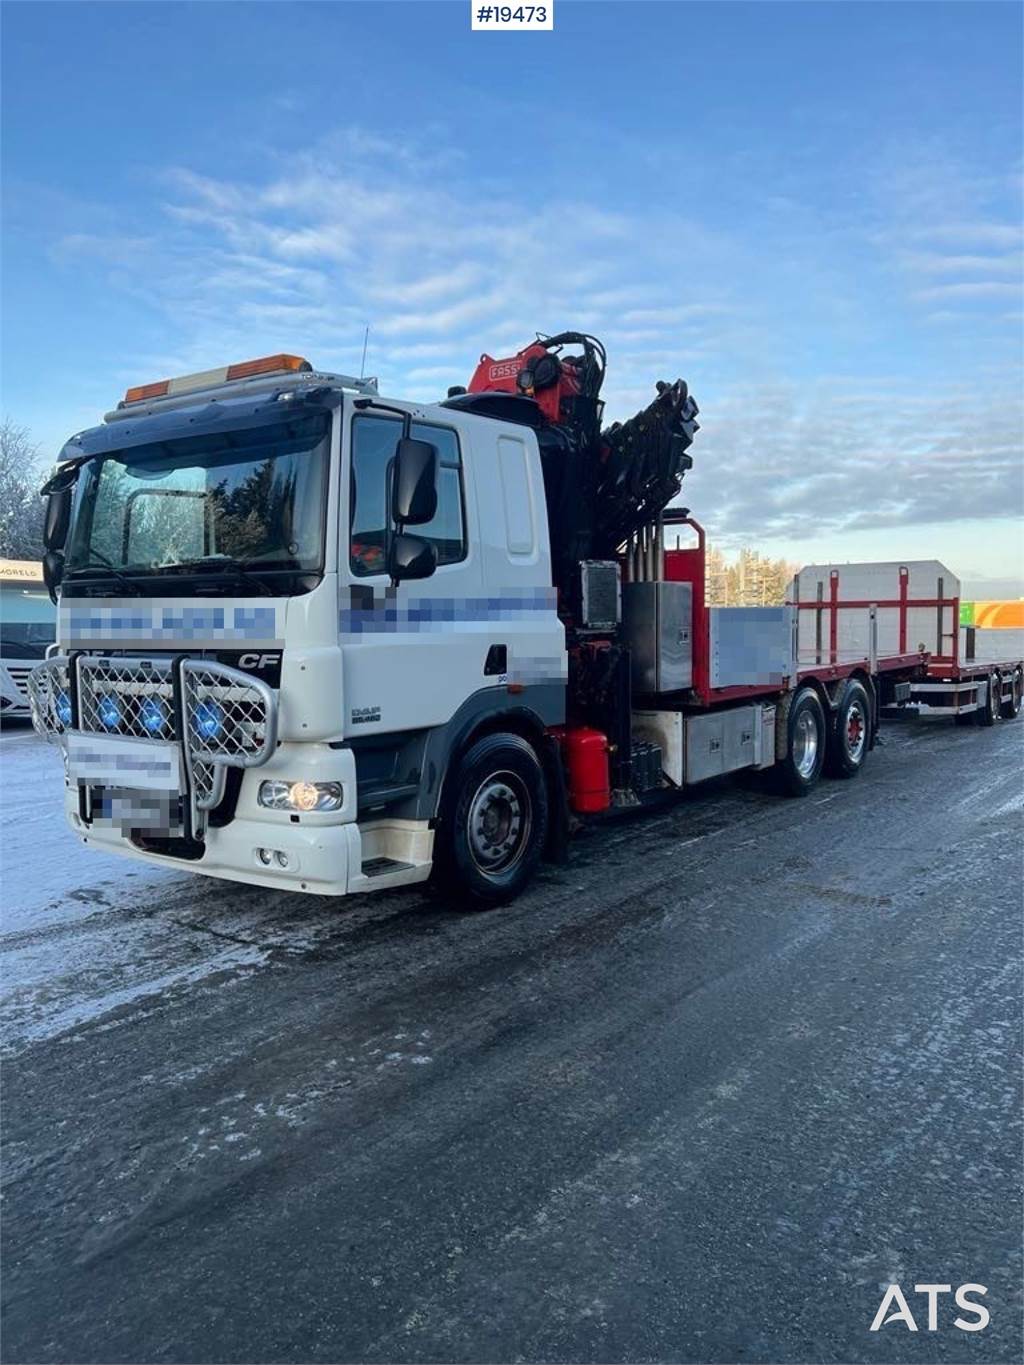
[960,600,1024,629]
[0,560,55,719]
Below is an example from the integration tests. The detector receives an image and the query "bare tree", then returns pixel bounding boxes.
[0,419,46,560]
[702,543,802,606]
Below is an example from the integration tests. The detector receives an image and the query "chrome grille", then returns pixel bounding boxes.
[77,657,175,740]
[26,658,72,742]
[7,666,33,700]
[28,654,276,828]
[191,759,227,811]
[180,660,276,766]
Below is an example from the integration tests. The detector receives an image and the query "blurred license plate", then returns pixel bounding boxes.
[94,787,184,833]
[66,732,183,792]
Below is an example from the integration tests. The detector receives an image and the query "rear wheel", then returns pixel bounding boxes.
[775,687,827,796]
[826,679,872,778]
[434,732,548,907]
[1000,666,1023,720]
[976,672,999,727]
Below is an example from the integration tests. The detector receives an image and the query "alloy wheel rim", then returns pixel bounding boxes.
[846,700,867,762]
[793,709,819,778]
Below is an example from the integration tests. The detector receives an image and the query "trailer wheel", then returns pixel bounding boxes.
[976,672,999,727]
[826,679,872,778]
[1000,666,1023,720]
[434,732,548,907]
[775,687,827,796]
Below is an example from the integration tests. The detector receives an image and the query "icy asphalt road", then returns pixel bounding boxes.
[1,717,1021,1365]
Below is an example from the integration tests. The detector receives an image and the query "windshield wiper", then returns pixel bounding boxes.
[162,557,276,596]
[66,548,143,596]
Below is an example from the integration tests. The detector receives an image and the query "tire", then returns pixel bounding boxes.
[826,679,872,778]
[434,732,548,907]
[1000,666,1023,720]
[976,672,999,727]
[774,687,827,796]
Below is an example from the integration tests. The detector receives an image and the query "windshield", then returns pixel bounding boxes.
[0,583,56,659]
[65,412,330,594]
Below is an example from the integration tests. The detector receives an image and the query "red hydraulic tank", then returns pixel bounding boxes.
[558,726,611,813]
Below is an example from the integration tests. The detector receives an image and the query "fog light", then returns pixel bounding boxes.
[193,700,224,741]
[98,695,121,730]
[140,697,168,735]
[274,851,290,869]
[257,847,273,866]
[258,780,343,812]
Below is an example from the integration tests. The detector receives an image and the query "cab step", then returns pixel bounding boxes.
[361,856,415,878]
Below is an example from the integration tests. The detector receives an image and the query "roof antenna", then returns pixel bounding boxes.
[359,324,370,380]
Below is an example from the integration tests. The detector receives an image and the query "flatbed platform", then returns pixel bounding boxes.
[656,517,1022,723]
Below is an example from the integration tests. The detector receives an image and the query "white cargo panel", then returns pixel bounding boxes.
[789,560,959,665]
[708,606,795,688]
[961,626,1024,666]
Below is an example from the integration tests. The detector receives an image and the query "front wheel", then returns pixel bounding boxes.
[434,733,549,907]
[774,686,827,796]
[826,679,872,778]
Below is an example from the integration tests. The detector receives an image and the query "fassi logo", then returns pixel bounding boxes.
[870,1283,989,1332]
[488,361,520,381]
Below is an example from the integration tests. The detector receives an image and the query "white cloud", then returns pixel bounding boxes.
[365,264,487,307]
[901,252,1022,276]
[913,222,1022,250]
[620,305,729,326]
[683,376,1024,543]
[39,125,1024,551]
[914,281,1022,302]
[861,139,1022,324]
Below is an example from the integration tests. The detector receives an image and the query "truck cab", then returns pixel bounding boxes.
[30,355,567,901]
[0,559,56,719]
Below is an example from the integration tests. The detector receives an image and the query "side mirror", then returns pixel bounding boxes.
[388,533,437,582]
[391,438,438,526]
[44,487,72,551]
[42,551,64,604]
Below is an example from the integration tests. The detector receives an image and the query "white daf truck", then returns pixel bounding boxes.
[28,344,1023,904]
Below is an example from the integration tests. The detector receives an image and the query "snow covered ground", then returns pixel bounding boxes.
[3,709,1021,1365]
[0,724,370,1053]
[2,636,1020,1054]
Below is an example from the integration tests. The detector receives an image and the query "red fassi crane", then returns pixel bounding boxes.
[460,331,700,560]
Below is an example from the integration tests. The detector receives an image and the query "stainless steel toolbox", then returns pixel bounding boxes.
[622,581,693,693]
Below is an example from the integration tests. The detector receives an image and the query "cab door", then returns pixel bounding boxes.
[339,408,487,736]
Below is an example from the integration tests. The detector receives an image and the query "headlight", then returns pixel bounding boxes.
[258,780,343,813]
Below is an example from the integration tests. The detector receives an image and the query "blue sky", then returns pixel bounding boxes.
[3,0,1022,593]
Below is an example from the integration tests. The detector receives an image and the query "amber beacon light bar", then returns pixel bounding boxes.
[122,354,313,406]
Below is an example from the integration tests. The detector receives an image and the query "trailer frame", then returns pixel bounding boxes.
[656,514,1022,732]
